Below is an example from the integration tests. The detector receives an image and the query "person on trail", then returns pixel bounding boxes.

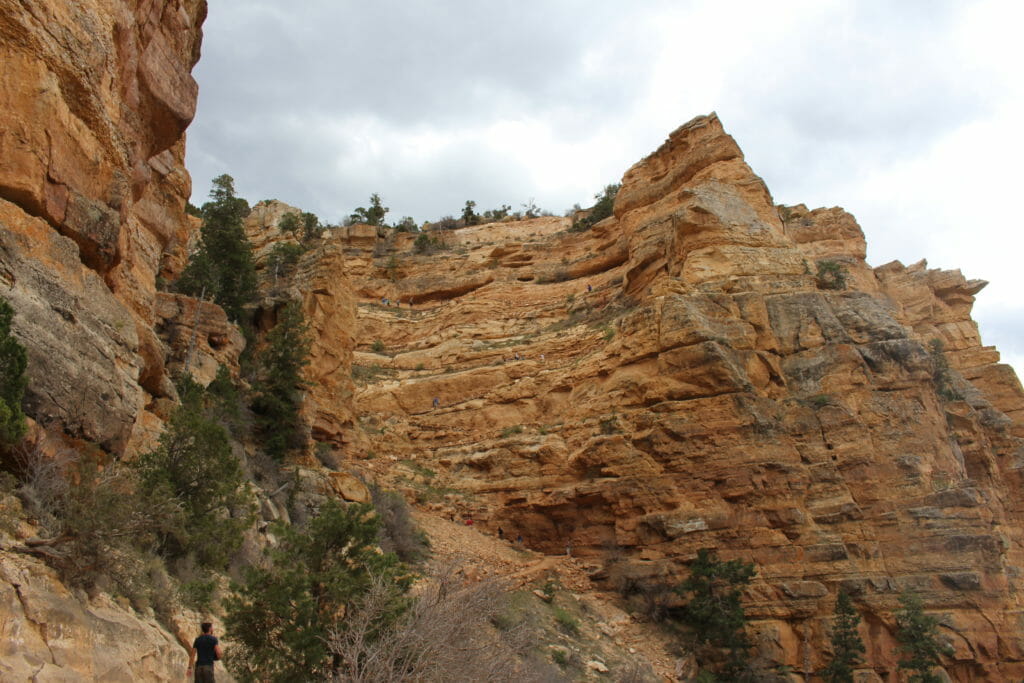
[465,518,474,526]
[432,396,440,409]
[540,354,545,363]
[516,534,523,545]
[587,283,592,292]
[565,541,572,557]
[187,622,222,682]
[498,527,505,540]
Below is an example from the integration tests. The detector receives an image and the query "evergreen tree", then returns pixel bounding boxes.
[250,301,311,459]
[676,549,756,676]
[0,298,28,446]
[350,193,389,226]
[177,174,258,322]
[134,375,255,568]
[224,501,411,682]
[821,590,866,683]
[461,200,479,226]
[895,592,953,683]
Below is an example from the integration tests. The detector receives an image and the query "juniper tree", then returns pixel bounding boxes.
[821,589,866,683]
[0,298,27,446]
[350,193,389,227]
[224,501,410,682]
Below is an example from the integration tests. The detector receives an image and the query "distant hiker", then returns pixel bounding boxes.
[498,527,505,540]
[514,352,520,361]
[380,296,386,305]
[540,354,545,363]
[465,518,474,526]
[516,534,523,545]
[587,283,592,292]
[432,397,440,409]
[188,622,222,683]
[565,542,572,557]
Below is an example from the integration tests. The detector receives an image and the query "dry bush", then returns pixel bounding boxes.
[329,560,561,682]
[370,485,429,563]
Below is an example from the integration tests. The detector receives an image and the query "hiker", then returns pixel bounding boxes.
[498,527,505,540]
[516,534,523,545]
[565,541,572,557]
[540,353,545,363]
[465,518,474,526]
[187,622,222,682]
[587,283,592,292]
[380,296,386,305]
[432,396,440,409]
[514,352,520,361]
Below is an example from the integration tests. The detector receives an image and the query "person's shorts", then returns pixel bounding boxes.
[194,664,215,683]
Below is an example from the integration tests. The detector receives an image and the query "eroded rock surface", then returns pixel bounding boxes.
[260,114,1024,679]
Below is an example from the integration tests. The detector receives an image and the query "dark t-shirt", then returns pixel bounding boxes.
[193,634,219,666]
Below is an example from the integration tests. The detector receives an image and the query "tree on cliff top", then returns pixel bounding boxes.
[349,193,389,227]
[177,174,258,322]
[821,589,866,683]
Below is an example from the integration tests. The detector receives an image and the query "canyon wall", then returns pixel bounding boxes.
[0,1,209,678]
[302,114,1024,679]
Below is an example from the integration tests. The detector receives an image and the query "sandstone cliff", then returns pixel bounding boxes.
[0,1,210,679]
[253,114,1024,679]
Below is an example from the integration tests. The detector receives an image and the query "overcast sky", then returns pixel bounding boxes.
[186,0,1024,376]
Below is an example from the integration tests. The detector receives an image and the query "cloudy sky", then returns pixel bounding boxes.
[186,0,1024,374]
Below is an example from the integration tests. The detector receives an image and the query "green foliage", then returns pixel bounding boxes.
[0,298,28,446]
[570,184,620,232]
[250,302,311,459]
[224,501,411,682]
[371,339,385,354]
[500,425,524,438]
[676,549,755,675]
[552,605,580,635]
[134,378,256,569]
[413,232,450,254]
[895,592,953,683]
[821,590,866,683]
[350,193,389,226]
[370,486,429,563]
[278,211,301,233]
[483,204,512,221]
[461,200,479,226]
[177,174,258,322]
[301,211,322,240]
[816,260,848,290]
[266,242,305,280]
[393,216,418,232]
[185,202,202,218]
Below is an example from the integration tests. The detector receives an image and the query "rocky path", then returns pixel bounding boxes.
[413,511,682,681]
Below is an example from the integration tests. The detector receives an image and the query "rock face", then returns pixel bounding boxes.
[0,0,207,455]
[287,114,1024,679]
[0,1,208,679]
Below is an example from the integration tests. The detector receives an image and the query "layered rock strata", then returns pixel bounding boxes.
[275,114,1024,679]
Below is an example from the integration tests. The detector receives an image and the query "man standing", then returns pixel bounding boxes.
[187,622,222,682]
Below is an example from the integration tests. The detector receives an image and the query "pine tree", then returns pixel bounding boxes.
[224,501,411,682]
[177,174,258,322]
[0,298,28,446]
[895,592,953,683]
[250,301,311,459]
[821,590,866,682]
[676,548,756,676]
[350,193,389,226]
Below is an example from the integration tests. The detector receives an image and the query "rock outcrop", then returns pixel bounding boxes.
[0,0,207,455]
[267,114,1024,679]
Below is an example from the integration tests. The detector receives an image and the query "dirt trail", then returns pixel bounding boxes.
[414,511,682,681]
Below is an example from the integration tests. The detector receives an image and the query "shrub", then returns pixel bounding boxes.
[370,485,429,563]
[461,200,480,226]
[552,605,580,635]
[371,339,385,354]
[816,260,848,290]
[0,298,28,446]
[278,211,300,233]
[928,339,963,401]
[570,184,619,232]
[266,242,305,281]
[134,381,256,569]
